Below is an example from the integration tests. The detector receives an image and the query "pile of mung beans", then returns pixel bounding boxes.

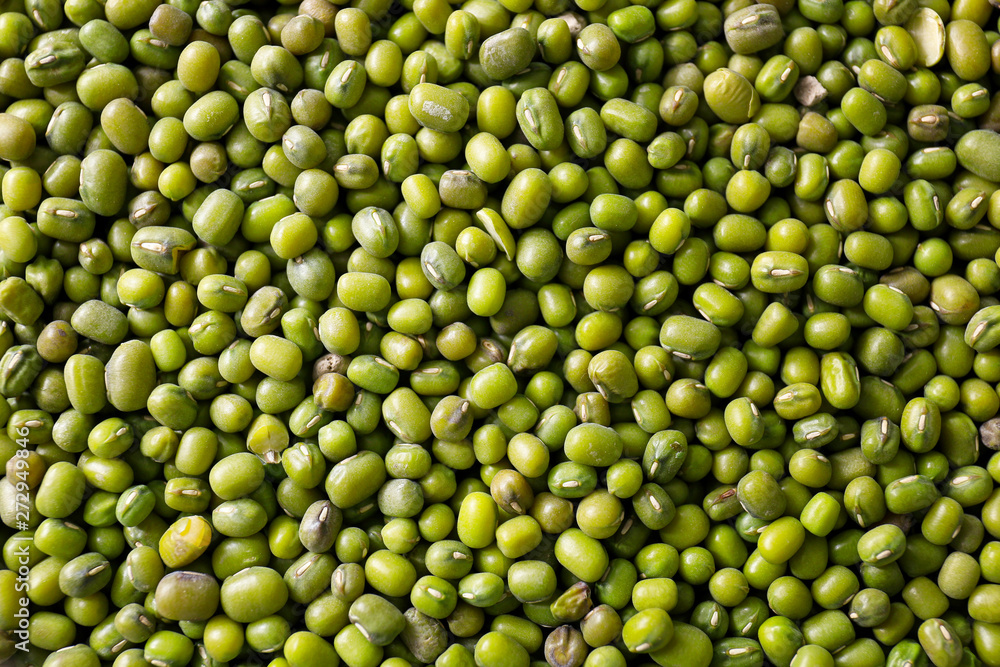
[5,0,1000,665]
